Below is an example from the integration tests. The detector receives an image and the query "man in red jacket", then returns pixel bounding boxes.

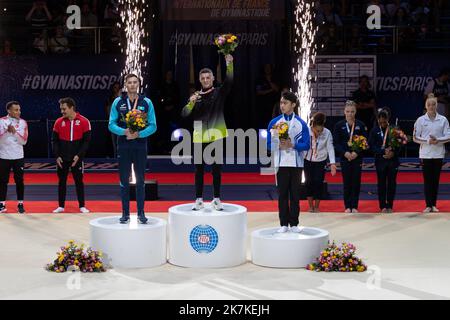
[52,97,91,213]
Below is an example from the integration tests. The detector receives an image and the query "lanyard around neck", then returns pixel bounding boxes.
[381,126,389,149]
[346,121,355,144]
[127,97,138,111]
[310,132,319,161]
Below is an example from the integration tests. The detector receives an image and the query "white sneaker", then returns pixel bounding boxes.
[432,206,439,212]
[352,209,359,213]
[192,198,204,211]
[211,198,223,211]
[423,207,432,213]
[53,207,64,213]
[277,226,289,233]
[290,226,302,233]
[80,207,90,213]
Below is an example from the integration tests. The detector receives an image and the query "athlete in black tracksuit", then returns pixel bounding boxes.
[369,111,400,212]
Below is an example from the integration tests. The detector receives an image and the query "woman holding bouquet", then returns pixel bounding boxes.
[333,101,368,213]
[414,94,450,213]
[109,74,157,224]
[304,112,337,213]
[369,109,402,213]
[267,91,310,233]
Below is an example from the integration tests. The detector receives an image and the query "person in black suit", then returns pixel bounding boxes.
[369,109,400,213]
[333,100,368,213]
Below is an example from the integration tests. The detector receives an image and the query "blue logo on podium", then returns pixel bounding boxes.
[189,225,219,253]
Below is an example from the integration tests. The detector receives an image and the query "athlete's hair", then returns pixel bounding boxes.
[6,101,20,110]
[199,68,214,76]
[426,93,438,105]
[124,73,141,84]
[377,109,390,120]
[344,100,357,109]
[281,91,298,107]
[311,112,326,127]
[59,97,76,110]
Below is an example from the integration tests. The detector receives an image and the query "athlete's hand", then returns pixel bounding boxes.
[56,157,63,168]
[7,125,16,134]
[72,155,79,167]
[189,92,200,104]
[225,54,233,65]
[344,152,352,161]
[130,132,139,139]
[330,164,337,176]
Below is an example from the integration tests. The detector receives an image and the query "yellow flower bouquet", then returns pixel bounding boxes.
[272,122,289,140]
[215,33,238,55]
[307,241,367,272]
[122,109,147,133]
[348,135,369,153]
[45,240,106,273]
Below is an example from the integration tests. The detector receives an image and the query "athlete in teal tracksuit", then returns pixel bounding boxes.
[109,74,157,224]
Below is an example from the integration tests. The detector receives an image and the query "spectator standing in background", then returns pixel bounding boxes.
[352,75,377,132]
[26,1,53,37]
[424,68,450,117]
[256,64,280,129]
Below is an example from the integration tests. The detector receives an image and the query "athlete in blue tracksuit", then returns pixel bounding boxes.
[267,91,310,233]
[108,74,157,224]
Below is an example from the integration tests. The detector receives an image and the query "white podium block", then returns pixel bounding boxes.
[169,203,247,268]
[89,216,167,269]
[251,227,329,268]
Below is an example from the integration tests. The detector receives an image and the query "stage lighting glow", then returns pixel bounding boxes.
[118,0,149,92]
[173,129,182,140]
[293,0,318,122]
[259,129,268,139]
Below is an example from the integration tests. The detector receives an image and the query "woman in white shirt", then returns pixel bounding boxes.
[304,112,337,213]
[413,94,450,213]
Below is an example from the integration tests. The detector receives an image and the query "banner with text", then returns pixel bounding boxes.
[160,0,285,20]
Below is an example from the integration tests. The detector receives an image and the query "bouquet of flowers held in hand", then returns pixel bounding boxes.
[215,33,238,55]
[122,109,147,133]
[348,135,369,153]
[388,127,409,149]
[45,240,106,273]
[272,122,289,140]
[306,241,367,272]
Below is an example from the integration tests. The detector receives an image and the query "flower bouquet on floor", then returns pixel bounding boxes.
[348,135,369,153]
[45,240,106,273]
[122,109,147,133]
[214,33,238,55]
[306,241,367,272]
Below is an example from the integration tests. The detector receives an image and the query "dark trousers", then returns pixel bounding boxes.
[422,158,443,208]
[276,167,302,227]
[194,143,222,198]
[0,158,25,201]
[57,160,84,208]
[341,158,362,209]
[304,159,326,200]
[118,143,147,216]
[375,158,398,209]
